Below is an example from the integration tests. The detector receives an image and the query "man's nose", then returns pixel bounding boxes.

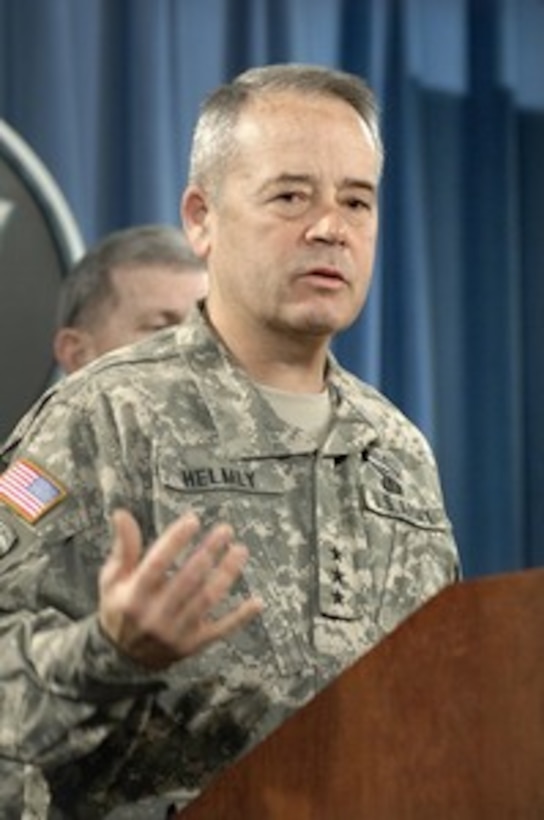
[304,207,348,245]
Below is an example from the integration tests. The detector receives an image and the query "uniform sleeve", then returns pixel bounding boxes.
[0,390,163,800]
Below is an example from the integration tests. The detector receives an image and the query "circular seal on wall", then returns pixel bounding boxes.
[0,120,85,441]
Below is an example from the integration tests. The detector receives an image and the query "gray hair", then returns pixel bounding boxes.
[188,63,383,196]
[56,224,204,330]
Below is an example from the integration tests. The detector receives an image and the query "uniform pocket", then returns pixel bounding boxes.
[360,487,457,634]
[362,487,451,531]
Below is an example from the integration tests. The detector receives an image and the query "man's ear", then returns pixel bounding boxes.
[53,327,95,375]
[181,185,212,258]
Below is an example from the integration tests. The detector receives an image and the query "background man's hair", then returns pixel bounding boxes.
[56,224,203,331]
[188,63,383,197]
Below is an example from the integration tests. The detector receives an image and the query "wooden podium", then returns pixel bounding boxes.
[179,569,544,819]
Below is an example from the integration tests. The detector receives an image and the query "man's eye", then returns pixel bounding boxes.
[347,197,372,211]
[275,191,304,203]
[270,191,311,217]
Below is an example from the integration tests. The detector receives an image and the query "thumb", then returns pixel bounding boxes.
[100,509,143,591]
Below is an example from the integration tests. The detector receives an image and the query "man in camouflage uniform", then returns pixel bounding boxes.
[0,64,460,818]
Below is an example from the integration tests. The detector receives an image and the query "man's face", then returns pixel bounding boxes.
[88,264,208,357]
[53,262,208,373]
[188,91,380,345]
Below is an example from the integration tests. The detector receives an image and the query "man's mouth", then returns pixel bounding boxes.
[300,267,347,288]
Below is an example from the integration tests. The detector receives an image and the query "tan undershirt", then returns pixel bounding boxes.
[256,382,332,443]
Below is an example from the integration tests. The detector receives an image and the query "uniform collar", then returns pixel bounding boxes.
[177,306,380,459]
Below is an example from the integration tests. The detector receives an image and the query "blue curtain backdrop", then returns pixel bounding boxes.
[1,0,543,577]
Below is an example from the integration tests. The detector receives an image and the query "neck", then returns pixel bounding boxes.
[206,305,329,394]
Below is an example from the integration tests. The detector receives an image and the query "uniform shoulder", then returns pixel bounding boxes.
[52,329,183,405]
[333,366,436,462]
[1,328,188,458]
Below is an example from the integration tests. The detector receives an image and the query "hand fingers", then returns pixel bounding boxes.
[168,541,263,656]
[199,595,264,651]
[160,533,263,656]
[135,511,205,588]
[135,521,244,637]
[100,509,143,593]
[160,521,243,610]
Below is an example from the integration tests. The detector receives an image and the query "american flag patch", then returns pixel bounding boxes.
[0,459,66,523]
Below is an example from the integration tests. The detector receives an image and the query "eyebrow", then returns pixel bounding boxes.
[342,177,377,194]
[259,173,377,195]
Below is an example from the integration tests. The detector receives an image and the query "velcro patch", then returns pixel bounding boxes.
[0,458,66,523]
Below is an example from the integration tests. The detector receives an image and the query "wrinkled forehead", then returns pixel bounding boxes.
[236,89,378,154]
[227,91,380,183]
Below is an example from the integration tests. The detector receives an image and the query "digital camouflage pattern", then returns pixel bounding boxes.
[0,306,460,818]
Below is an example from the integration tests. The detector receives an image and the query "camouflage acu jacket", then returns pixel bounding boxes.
[0,306,460,818]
